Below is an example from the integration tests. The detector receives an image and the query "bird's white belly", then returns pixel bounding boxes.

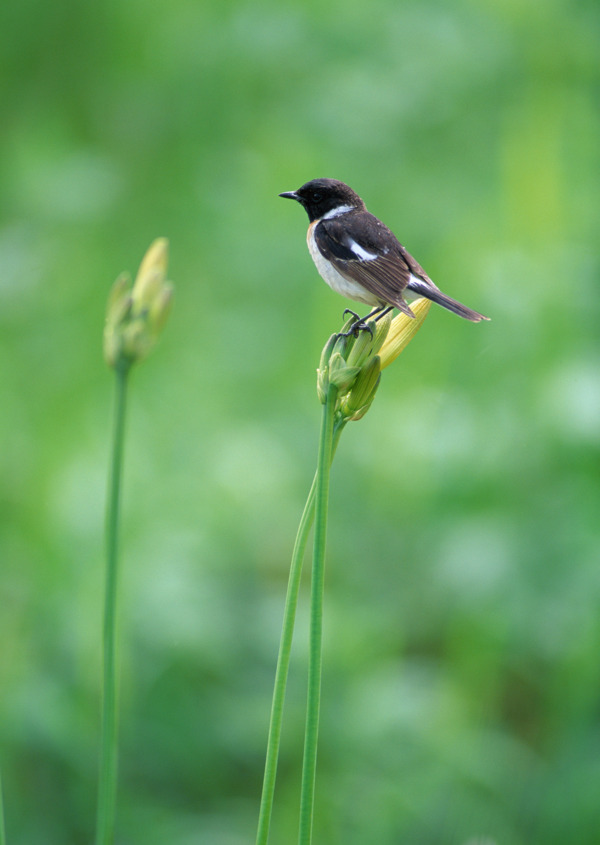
[307,225,381,307]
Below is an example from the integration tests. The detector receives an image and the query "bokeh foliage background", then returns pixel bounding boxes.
[1,0,599,842]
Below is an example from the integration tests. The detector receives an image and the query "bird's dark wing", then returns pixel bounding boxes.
[315,214,419,316]
[316,212,489,323]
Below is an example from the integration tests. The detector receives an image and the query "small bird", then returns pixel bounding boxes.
[279,178,489,324]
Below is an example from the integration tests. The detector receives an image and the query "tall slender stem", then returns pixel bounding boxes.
[255,471,317,845]
[298,384,338,845]
[255,419,346,845]
[0,768,6,845]
[96,362,129,845]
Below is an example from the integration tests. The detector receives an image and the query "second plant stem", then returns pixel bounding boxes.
[298,382,338,845]
[255,416,345,845]
[96,361,130,845]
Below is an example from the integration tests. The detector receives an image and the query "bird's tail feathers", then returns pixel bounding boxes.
[407,278,489,323]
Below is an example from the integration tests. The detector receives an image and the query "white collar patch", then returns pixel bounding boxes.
[321,204,355,220]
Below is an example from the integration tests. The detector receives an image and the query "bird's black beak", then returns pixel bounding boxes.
[279,191,299,201]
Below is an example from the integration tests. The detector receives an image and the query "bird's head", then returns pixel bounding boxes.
[279,178,364,222]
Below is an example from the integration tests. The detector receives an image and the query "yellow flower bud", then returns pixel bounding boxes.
[378,298,431,370]
[148,283,174,335]
[106,273,132,322]
[132,238,169,309]
[103,239,173,369]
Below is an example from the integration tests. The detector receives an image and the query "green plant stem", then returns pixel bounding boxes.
[0,768,6,845]
[96,361,130,845]
[255,418,346,845]
[298,383,338,845]
[255,470,317,845]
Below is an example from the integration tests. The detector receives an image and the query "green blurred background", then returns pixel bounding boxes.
[1,0,599,842]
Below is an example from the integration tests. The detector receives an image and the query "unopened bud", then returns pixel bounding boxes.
[328,352,360,391]
[341,355,381,419]
[378,298,431,370]
[103,238,173,369]
[132,238,169,308]
[345,321,376,368]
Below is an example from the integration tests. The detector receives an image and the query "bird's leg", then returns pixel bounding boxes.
[373,306,393,322]
[338,306,386,338]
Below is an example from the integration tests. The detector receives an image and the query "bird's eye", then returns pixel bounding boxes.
[312,192,322,202]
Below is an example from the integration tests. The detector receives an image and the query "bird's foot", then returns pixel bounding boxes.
[338,309,374,338]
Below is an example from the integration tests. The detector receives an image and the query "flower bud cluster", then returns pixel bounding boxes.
[104,238,173,370]
[317,299,431,424]
[316,311,389,423]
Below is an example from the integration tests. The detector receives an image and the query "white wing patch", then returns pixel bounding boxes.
[347,238,378,261]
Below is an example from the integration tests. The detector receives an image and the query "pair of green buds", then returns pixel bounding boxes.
[317,299,431,423]
[104,238,174,370]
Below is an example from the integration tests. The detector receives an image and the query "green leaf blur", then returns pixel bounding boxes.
[1,0,598,843]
